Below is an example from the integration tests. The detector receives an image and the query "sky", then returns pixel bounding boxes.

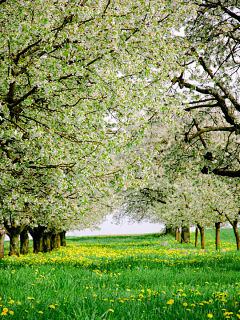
[66,214,165,237]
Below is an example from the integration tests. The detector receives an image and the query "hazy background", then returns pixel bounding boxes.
[4,214,165,240]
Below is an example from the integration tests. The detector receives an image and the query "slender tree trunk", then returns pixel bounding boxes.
[215,222,221,250]
[29,226,46,254]
[20,228,29,255]
[232,220,240,250]
[43,232,52,252]
[51,232,60,250]
[225,215,240,251]
[176,227,180,242]
[181,225,190,243]
[195,226,199,247]
[197,224,205,249]
[59,231,66,246]
[0,229,6,258]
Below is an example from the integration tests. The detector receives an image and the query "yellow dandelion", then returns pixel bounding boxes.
[109,309,114,312]
[1,312,7,316]
[38,311,44,314]
[207,314,213,318]
[49,305,55,309]
[3,308,8,312]
[9,311,14,315]
[167,299,174,305]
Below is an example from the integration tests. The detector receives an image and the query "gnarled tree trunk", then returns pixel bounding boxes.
[4,221,26,256]
[51,232,60,250]
[0,229,6,258]
[43,232,52,252]
[181,225,190,243]
[29,226,46,254]
[20,228,29,255]
[59,231,66,246]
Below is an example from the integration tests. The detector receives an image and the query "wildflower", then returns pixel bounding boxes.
[183,302,188,306]
[93,294,97,297]
[27,297,34,300]
[49,305,55,309]
[109,309,114,312]
[167,299,174,305]
[207,314,213,318]
[9,311,14,315]
[1,312,7,316]
[3,308,8,312]
[17,302,21,305]
[38,311,44,314]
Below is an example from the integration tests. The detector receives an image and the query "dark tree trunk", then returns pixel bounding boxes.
[232,220,240,250]
[176,227,180,242]
[0,229,6,258]
[51,232,60,250]
[29,226,46,254]
[195,226,199,247]
[181,225,190,243]
[225,215,240,250]
[4,222,26,256]
[20,228,29,255]
[43,232,52,252]
[59,231,66,246]
[215,222,221,250]
[197,224,205,249]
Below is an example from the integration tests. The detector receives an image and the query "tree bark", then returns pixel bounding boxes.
[29,226,46,254]
[20,228,29,255]
[181,225,190,243]
[4,221,26,256]
[43,232,52,252]
[59,231,66,246]
[176,227,180,242]
[195,226,199,247]
[197,224,205,249]
[51,232,60,250]
[215,222,221,250]
[232,220,240,250]
[225,215,240,250]
[0,229,6,258]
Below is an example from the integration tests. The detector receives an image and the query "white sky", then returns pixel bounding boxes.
[67,214,165,237]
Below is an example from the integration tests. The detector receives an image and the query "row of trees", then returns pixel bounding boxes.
[1,0,240,255]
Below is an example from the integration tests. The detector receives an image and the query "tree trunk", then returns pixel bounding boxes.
[29,226,46,254]
[51,232,60,250]
[225,215,240,251]
[215,222,221,250]
[232,220,240,250]
[197,224,205,249]
[0,229,6,258]
[195,226,199,247]
[59,231,66,246]
[20,228,29,255]
[43,232,52,252]
[181,225,190,243]
[4,222,26,256]
[176,227,180,242]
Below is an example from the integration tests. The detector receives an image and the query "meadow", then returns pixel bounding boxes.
[1,229,240,319]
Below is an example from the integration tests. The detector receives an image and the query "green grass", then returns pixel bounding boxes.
[1,229,240,319]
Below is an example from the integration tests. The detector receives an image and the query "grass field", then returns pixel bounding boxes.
[1,229,240,319]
